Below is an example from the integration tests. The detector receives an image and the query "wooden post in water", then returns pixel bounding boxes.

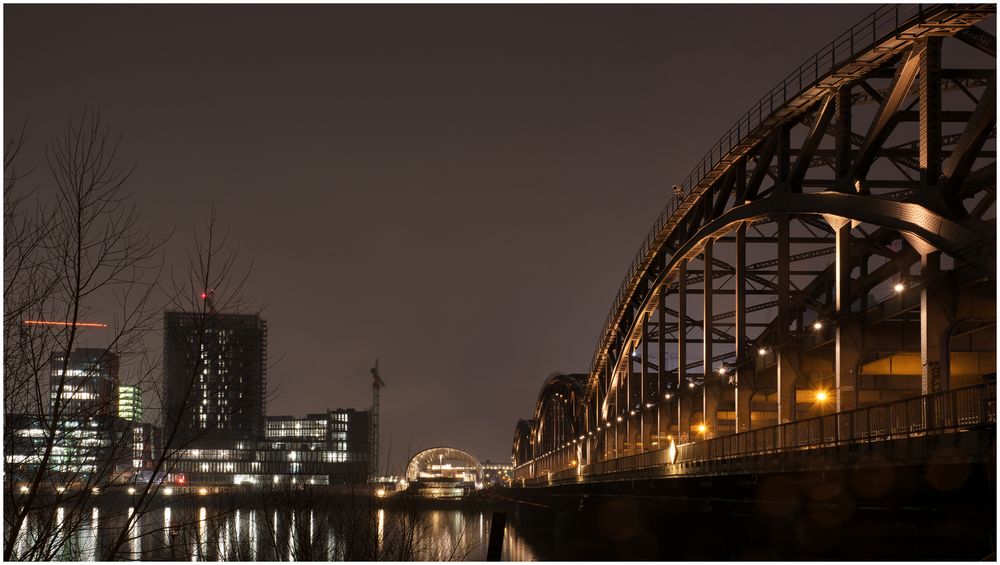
[486,512,506,561]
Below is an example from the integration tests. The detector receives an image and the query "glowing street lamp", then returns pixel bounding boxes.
[815,390,829,403]
[812,320,824,331]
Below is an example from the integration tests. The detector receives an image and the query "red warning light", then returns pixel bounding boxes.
[177,474,186,485]
[200,292,207,300]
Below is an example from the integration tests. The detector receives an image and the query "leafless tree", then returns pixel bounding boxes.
[3,110,165,561]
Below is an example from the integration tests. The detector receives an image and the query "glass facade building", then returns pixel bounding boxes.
[118,385,142,422]
[163,410,371,486]
[49,348,119,418]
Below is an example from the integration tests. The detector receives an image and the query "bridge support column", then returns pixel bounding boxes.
[777,348,799,425]
[677,260,691,442]
[833,217,859,412]
[735,223,752,433]
[657,284,667,446]
[777,217,797,425]
[627,341,635,454]
[919,36,943,194]
[921,251,948,394]
[703,240,718,438]
[641,312,649,452]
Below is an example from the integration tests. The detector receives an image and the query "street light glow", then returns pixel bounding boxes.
[813,320,823,330]
[815,390,829,402]
[893,282,905,293]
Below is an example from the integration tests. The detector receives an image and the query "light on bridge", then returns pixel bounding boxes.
[696,424,707,435]
[813,320,824,331]
[758,347,768,357]
[815,390,829,403]
[665,393,672,399]
[893,282,905,293]
[616,416,623,422]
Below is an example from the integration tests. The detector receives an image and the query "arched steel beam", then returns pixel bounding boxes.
[599,193,990,416]
[405,446,483,482]
[529,373,587,454]
[511,419,533,466]
[585,4,995,400]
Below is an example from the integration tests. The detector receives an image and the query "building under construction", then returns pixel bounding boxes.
[162,311,268,449]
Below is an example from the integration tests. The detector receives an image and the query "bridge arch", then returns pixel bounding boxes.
[513,4,995,484]
[529,373,588,458]
[511,419,533,467]
[405,447,483,483]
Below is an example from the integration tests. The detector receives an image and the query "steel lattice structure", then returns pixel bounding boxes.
[512,4,996,483]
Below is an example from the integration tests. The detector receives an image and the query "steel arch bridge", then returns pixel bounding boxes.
[512,4,996,485]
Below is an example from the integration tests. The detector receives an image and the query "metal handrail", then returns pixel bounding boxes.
[588,4,943,375]
[513,381,996,481]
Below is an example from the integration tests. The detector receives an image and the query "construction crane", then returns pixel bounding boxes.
[369,359,386,481]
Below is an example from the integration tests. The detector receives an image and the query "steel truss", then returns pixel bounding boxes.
[513,4,996,482]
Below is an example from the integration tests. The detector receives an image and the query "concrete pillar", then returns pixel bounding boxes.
[702,240,718,437]
[735,223,752,432]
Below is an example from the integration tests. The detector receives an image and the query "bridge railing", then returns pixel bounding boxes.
[590,3,944,375]
[677,382,994,464]
[516,381,995,483]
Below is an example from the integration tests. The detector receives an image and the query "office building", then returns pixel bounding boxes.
[161,409,371,487]
[49,348,119,418]
[118,385,142,421]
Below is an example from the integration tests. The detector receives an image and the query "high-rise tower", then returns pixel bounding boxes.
[163,311,267,448]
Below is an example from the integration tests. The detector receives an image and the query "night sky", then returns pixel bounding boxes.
[6,4,879,470]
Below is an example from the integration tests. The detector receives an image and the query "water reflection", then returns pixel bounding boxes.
[10,499,539,562]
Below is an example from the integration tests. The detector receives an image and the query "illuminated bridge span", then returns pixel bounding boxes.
[512,4,997,486]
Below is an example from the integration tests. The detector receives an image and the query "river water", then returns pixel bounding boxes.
[7,494,539,561]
